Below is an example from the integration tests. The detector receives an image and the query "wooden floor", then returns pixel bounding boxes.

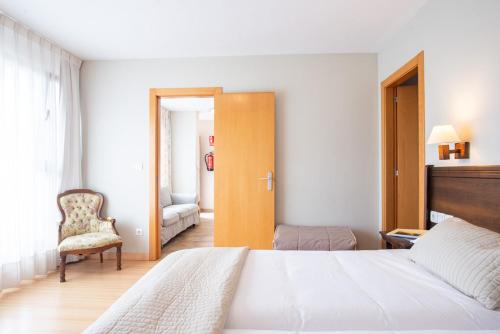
[0,214,214,334]
[162,212,214,257]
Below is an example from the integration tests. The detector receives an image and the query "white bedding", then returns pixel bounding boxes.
[225,250,500,332]
[85,248,500,333]
[224,331,500,334]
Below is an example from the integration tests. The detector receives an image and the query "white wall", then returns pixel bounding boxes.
[198,119,214,210]
[81,54,378,253]
[379,0,500,168]
[171,110,198,194]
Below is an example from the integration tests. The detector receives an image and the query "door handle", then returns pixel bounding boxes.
[258,171,273,191]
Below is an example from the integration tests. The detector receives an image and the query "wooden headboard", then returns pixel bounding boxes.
[426,165,500,233]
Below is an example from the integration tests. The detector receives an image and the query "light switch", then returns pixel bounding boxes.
[134,162,144,171]
[430,211,439,223]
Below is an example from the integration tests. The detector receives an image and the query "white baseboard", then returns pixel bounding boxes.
[89,252,149,261]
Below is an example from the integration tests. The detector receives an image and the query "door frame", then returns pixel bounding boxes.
[381,51,425,233]
[149,87,223,260]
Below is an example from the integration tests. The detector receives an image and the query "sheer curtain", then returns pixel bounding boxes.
[0,14,82,291]
[160,106,172,190]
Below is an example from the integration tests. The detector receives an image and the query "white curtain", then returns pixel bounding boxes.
[196,126,201,202]
[0,14,82,291]
[160,107,172,190]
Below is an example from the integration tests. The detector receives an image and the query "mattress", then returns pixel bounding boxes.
[225,250,500,332]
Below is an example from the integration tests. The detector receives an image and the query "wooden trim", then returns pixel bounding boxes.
[149,90,161,261]
[151,87,223,97]
[417,52,426,229]
[149,87,222,260]
[381,63,419,88]
[200,208,214,213]
[381,85,396,233]
[381,52,425,232]
[430,165,500,179]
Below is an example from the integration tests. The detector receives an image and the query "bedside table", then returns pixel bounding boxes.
[379,231,414,249]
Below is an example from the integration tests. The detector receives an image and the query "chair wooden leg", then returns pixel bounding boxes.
[100,252,103,263]
[60,254,67,283]
[116,246,122,271]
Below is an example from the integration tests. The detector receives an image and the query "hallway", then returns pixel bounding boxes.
[161,212,214,257]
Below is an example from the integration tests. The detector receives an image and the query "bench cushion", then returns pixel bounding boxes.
[273,225,356,251]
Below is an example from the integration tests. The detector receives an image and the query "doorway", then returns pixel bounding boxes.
[149,88,276,260]
[158,96,215,257]
[149,88,222,260]
[381,52,425,233]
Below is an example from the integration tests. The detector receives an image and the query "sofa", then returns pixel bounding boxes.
[160,187,200,246]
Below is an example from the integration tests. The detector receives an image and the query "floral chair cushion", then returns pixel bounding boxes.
[58,232,122,252]
[59,192,114,240]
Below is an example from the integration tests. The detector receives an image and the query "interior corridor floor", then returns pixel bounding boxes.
[161,211,214,257]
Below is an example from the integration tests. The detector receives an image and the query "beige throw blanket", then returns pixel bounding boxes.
[84,247,249,334]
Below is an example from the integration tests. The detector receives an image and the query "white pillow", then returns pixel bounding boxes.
[160,187,172,207]
[409,217,500,309]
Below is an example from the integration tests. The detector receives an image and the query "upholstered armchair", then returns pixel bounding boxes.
[57,189,122,282]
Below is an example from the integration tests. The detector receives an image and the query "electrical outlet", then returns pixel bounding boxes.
[431,211,454,224]
[135,228,143,236]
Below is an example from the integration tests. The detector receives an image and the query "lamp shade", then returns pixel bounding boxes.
[427,125,461,144]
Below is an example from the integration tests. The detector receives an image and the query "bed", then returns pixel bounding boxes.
[84,166,500,333]
[84,247,500,334]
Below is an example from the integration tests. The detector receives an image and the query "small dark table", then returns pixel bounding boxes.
[380,231,414,249]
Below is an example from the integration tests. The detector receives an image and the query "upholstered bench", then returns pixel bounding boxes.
[273,225,357,251]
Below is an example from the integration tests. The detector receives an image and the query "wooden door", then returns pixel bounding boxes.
[395,85,419,229]
[214,92,275,249]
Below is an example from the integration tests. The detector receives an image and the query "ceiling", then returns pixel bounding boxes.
[161,97,214,119]
[0,0,427,60]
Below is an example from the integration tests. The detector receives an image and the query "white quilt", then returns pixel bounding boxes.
[225,250,500,332]
[84,247,248,334]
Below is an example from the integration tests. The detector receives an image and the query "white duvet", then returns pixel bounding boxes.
[225,250,500,332]
[85,248,500,333]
